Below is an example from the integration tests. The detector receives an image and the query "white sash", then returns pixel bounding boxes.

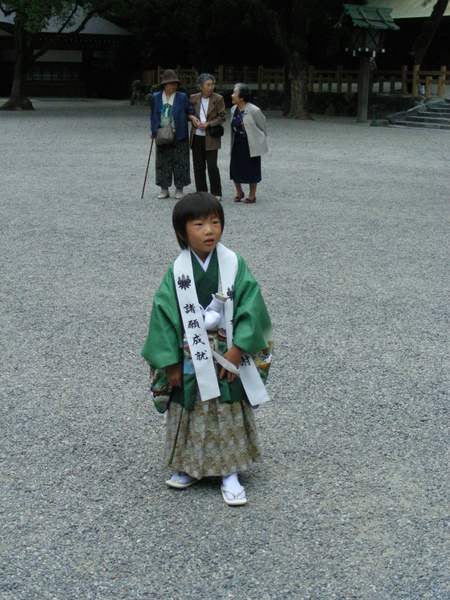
[174,252,220,402]
[174,243,270,406]
[216,244,270,407]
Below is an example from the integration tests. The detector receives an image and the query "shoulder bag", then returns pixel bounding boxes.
[209,125,224,138]
[155,124,174,146]
[200,100,224,138]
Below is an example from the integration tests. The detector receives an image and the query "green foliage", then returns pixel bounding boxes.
[1,1,80,31]
[246,0,367,60]
[99,0,258,70]
[0,0,131,107]
[0,1,125,32]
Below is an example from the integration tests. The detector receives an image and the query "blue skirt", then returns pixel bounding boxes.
[230,136,261,184]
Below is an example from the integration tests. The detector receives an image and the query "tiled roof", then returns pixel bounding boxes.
[0,9,131,36]
[339,4,400,30]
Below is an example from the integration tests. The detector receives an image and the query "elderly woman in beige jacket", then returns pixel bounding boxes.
[230,83,268,204]
[190,73,226,201]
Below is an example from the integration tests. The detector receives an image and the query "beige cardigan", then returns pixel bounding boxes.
[230,103,268,158]
[189,92,227,151]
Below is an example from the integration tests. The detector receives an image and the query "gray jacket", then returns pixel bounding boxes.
[231,103,268,158]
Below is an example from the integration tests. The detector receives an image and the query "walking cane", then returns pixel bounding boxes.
[141,138,154,199]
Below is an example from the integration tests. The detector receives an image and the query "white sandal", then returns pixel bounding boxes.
[221,484,247,506]
[165,473,198,489]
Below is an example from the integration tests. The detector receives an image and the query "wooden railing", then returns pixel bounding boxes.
[142,65,285,92]
[141,64,447,98]
[410,65,447,97]
[308,65,447,98]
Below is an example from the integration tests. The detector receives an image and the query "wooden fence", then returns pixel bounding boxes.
[308,65,447,98]
[142,64,447,98]
[142,65,285,92]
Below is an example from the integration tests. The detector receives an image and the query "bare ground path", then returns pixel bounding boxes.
[1,99,448,599]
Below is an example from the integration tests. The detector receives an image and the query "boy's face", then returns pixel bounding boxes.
[184,213,222,261]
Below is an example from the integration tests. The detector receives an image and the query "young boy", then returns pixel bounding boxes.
[142,192,273,505]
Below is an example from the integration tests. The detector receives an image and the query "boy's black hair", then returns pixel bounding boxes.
[172,192,225,249]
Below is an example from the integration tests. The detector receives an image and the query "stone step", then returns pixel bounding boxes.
[408,115,450,125]
[381,99,450,131]
[391,120,450,130]
[426,107,450,115]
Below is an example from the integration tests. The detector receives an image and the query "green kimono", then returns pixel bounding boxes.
[141,248,272,411]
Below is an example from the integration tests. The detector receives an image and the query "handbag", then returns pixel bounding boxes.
[199,101,224,138]
[155,124,174,146]
[209,125,224,138]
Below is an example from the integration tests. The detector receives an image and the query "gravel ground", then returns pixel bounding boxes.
[1,98,449,599]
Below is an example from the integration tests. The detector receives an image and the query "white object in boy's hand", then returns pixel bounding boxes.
[204,293,227,330]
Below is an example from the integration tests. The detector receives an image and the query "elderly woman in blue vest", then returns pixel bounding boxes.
[150,70,201,199]
[230,83,268,204]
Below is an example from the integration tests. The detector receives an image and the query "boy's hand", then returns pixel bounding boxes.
[220,345,243,383]
[167,362,183,388]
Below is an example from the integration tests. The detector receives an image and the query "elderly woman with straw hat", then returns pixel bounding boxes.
[150,69,201,199]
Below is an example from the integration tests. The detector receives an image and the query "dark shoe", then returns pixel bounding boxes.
[234,192,245,203]
[244,197,256,204]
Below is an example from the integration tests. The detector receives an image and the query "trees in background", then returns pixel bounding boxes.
[247,0,367,118]
[411,0,449,65]
[113,0,259,74]
[0,1,124,110]
[3,1,446,116]
[120,0,357,119]
[0,0,364,116]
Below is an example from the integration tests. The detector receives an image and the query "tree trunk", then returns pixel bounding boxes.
[412,0,449,66]
[261,6,310,120]
[357,54,371,122]
[287,59,310,119]
[0,13,33,111]
[282,61,291,116]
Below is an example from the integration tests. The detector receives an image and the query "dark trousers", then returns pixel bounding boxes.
[192,135,222,196]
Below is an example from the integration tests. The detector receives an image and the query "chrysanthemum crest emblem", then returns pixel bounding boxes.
[177,274,192,290]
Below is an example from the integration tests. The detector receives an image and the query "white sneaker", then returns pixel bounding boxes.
[158,188,169,199]
[215,196,222,202]
[174,188,184,199]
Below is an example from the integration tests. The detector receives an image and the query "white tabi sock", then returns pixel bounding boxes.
[222,473,246,500]
[170,471,194,484]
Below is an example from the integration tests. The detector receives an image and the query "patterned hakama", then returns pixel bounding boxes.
[165,396,261,479]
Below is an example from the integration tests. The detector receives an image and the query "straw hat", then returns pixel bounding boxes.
[160,69,181,85]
